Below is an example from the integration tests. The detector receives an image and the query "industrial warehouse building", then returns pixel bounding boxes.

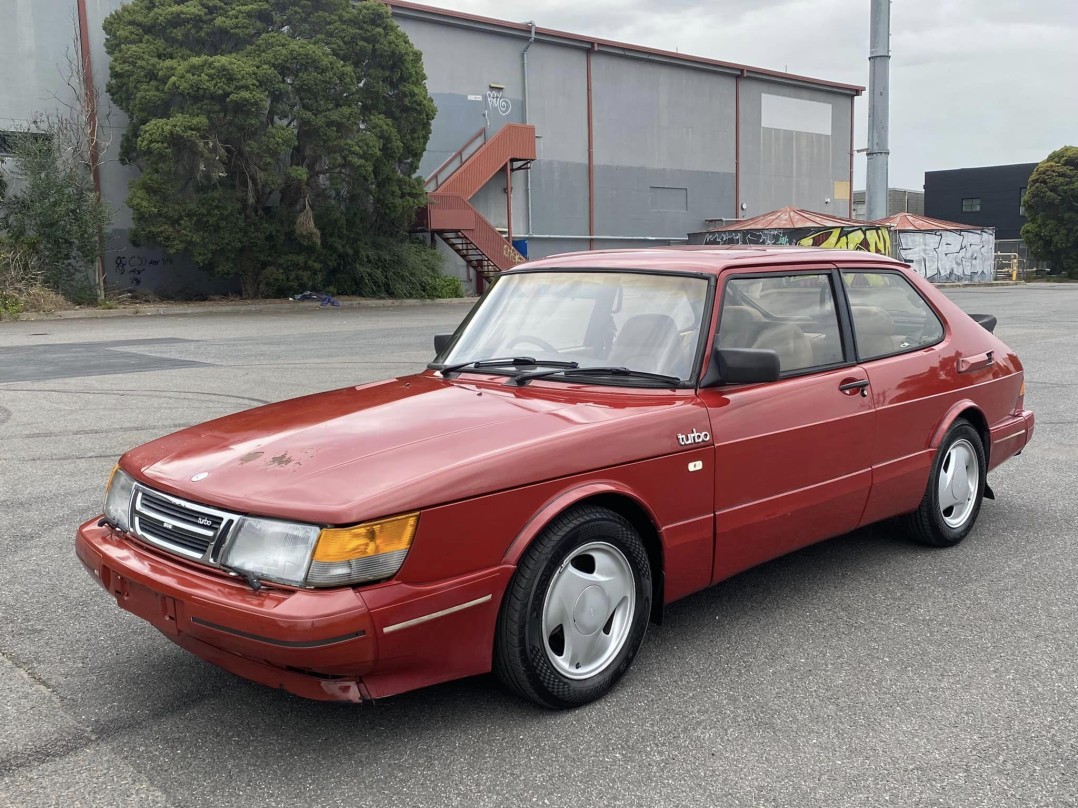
[0,0,861,294]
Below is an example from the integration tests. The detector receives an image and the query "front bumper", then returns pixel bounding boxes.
[76,519,513,701]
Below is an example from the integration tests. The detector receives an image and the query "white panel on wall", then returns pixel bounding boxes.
[761,93,832,136]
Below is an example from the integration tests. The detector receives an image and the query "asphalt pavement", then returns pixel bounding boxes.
[1,288,1075,807]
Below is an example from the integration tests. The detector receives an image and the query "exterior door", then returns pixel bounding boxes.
[698,267,876,583]
[839,268,950,525]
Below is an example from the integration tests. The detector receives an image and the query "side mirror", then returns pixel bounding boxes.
[434,334,453,355]
[701,347,781,387]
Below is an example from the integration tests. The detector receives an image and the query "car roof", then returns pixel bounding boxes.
[517,245,907,276]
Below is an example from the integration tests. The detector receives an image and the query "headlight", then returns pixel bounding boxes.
[307,512,419,587]
[104,468,135,533]
[221,517,321,587]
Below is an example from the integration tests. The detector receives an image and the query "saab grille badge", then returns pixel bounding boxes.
[677,428,711,446]
[191,472,209,482]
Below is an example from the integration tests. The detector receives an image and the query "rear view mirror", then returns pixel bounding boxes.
[434,334,453,354]
[701,347,781,387]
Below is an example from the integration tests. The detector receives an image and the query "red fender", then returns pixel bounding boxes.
[930,399,985,449]
[501,480,663,567]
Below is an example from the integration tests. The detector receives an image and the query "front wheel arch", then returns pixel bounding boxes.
[502,488,665,624]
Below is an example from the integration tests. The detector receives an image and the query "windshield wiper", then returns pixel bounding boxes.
[440,356,579,378]
[509,366,682,387]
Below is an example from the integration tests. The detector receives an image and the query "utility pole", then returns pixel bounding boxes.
[866,0,890,221]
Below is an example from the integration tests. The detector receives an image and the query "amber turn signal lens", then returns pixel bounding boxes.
[313,513,419,563]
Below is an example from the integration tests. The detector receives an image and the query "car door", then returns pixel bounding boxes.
[698,266,876,583]
[839,268,950,525]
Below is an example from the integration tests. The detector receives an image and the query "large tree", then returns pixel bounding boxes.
[1021,146,1078,278]
[104,0,436,297]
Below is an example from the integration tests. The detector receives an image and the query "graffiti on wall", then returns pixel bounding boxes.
[111,253,175,286]
[896,228,995,282]
[696,226,892,254]
[795,226,891,255]
[487,89,511,116]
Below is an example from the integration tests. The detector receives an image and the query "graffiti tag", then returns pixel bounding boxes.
[698,226,891,255]
[113,254,175,286]
[796,226,891,255]
[487,89,511,116]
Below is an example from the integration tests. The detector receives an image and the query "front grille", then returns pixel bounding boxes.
[132,488,232,561]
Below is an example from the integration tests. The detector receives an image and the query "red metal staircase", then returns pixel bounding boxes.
[417,124,536,290]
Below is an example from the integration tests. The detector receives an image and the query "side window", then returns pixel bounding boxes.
[718,273,844,374]
[842,271,945,360]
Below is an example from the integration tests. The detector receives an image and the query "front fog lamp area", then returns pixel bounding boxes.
[104,468,135,533]
[220,518,321,588]
[307,512,419,587]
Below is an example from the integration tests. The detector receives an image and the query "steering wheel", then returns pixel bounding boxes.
[508,335,559,354]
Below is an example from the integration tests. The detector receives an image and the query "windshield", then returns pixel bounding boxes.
[439,271,711,384]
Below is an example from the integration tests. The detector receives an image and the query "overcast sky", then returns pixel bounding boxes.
[427,0,1077,190]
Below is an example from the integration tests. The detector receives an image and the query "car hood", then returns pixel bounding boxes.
[122,373,708,524]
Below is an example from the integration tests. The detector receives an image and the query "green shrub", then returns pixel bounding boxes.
[0,292,24,318]
[424,272,463,299]
[333,238,460,299]
[0,132,109,301]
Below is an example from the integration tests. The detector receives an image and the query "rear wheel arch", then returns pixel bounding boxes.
[932,402,991,468]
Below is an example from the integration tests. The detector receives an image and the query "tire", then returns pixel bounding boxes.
[494,505,652,709]
[905,418,987,547]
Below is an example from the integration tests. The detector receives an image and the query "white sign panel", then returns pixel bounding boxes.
[761,94,832,136]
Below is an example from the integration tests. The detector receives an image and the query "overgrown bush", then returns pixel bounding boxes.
[0,241,69,317]
[332,238,462,299]
[0,130,111,304]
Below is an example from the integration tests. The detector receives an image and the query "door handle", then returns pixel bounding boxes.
[957,350,994,373]
[838,379,870,397]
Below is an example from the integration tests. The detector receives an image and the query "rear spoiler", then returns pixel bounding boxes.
[970,313,997,333]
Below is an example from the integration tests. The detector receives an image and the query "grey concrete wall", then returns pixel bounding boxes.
[739,79,854,220]
[396,18,528,179]
[589,54,737,241]
[0,1,79,129]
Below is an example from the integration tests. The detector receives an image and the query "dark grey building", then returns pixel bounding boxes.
[924,163,1036,240]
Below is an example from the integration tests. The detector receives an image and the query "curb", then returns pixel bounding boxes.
[935,281,1026,288]
[5,296,476,323]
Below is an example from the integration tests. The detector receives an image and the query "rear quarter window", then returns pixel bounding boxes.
[842,271,944,360]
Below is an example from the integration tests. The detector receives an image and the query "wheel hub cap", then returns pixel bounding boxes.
[938,438,979,529]
[541,541,636,680]
[572,585,610,635]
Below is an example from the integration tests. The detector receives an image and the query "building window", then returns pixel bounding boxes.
[1019,187,1027,216]
[962,198,981,213]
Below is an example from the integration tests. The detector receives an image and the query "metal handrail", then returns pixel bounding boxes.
[424,127,486,191]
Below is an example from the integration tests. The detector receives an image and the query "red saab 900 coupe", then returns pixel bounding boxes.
[76,247,1034,708]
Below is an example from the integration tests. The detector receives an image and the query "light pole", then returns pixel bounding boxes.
[866,0,890,221]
